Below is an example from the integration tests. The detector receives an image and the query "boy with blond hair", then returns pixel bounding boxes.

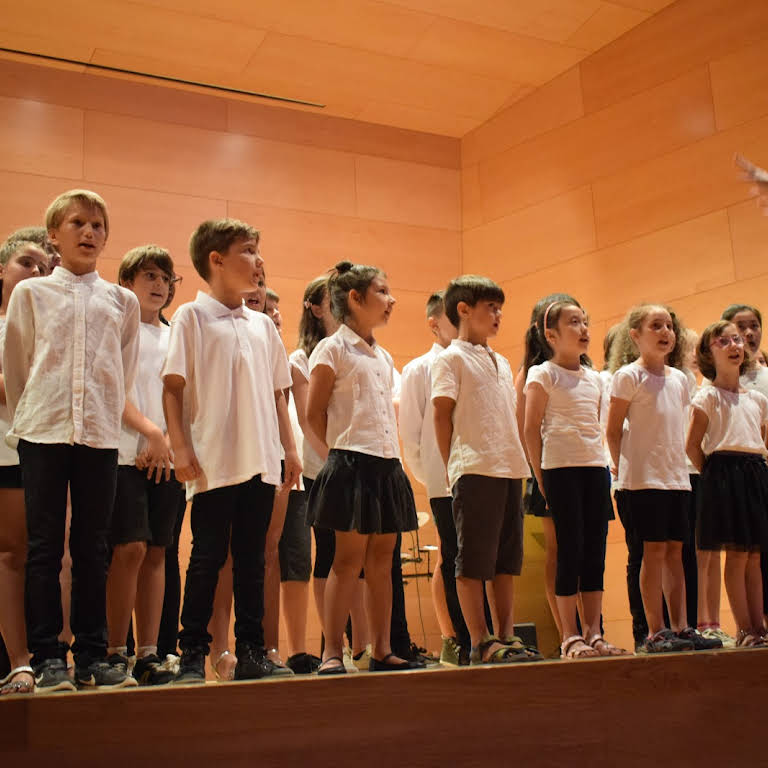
[4,189,140,692]
[163,219,301,682]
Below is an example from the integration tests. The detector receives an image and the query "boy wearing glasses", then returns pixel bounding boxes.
[105,245,186,685]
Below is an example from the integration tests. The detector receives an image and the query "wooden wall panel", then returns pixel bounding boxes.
[710,39,768,132]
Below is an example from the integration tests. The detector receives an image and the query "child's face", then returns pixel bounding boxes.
[460,299,502,341]
[48,202,107,274]
[709,323,745,373]
[730,310,761,355]
[757,351,768,368]
[630,308,674,361]
[215,237,262,297]
[351,275,395,329]
[265,296,282,332]
[0,244,49,295]
[126,265,171,316]
[546,305,589,356]
[430,310,458,347]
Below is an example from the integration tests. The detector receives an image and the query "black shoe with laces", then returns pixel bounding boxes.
[173,647,206,684]
[133,653,176,685]
[286,652,321,675]
[75,654,138,689]
[677,627,723,650]
[34,658,76,694]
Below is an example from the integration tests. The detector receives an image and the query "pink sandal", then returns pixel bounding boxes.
[587,634,630,656]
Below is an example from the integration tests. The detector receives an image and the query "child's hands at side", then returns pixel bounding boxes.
[281,450,302,493]
[141,426,173,483]
[173,443,202,483]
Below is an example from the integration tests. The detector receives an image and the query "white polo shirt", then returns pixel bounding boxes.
[162,291,291,499]
[692,386,768,456]
[610,362,691,491]
[431,339,529,490]
[289,348,325,480]
[524,361,605,470]
[4,266,140,450]
[308,323,399,459]
[400,344,451,499]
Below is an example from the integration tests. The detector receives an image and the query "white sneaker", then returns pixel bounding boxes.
[342,647,359,673]
[161,654,181,675]
[701,627,736,649]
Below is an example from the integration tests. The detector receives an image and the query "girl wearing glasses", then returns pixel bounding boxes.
[687,321,768,648]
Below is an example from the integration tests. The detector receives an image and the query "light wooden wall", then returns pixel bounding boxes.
[0,56,460,660]
[462,0,768,650]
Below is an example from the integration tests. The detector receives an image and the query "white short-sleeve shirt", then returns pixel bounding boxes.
[692,386,768,456]
[524,361,605,469]
[610,362,691,491]
[400,344,451,499]
[3,267,140,450]
[289,348,325,480]
[0,318,18,466]
[740,365,768,399]
[162,291,291,499]
[308,324,399,459]
[431,340,529,490]
[119,322,170,466]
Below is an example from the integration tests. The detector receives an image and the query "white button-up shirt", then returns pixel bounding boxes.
[4,267,140,450]
[162,291,292,500]
[309,323,400,459]
[431,339,530,490]
[400,344,451,499]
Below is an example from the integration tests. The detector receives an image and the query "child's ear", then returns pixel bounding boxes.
[47,228,59,249]
[456,300,469,318]
[427,315,438,336]
[209,250,223,270]
[349,288,363,306]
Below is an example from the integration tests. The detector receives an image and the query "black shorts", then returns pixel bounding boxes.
[0,464,22,488]
[111,465,186,548]
[452,474,523,581]
[624,489,689,543]
[278,489,311,582]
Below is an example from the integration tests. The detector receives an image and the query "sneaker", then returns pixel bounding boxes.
[126,654,137,675]
[439,636,462,667]
[234,644,294,680]
[643,629,695,654]
[75,655,139,689]
[161,653,181,675]
[701,627,736,649]
[173,648,206,684]
[402,643,433,668]
[133,654,176,686]
[352,645,372,672]
[342,646,359,673]
[286,652,321,675]
[34,658,76,694]
[677,627,722,651]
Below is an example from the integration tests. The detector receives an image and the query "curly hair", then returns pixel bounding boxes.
[608,304,685,373]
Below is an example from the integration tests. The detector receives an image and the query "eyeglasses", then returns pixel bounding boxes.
[139,270,183,287]
[710,335,745,349]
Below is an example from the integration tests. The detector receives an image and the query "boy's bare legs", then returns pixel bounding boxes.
[640,542,667,635]
[542,518,562,636]
[724,550,751,632]
[350,578,369,654]
[363,533,402,662]
[134,545,165,653]
[456,576,507,659]
[0,488,33,691]
[280,581,309,658]
[263,486,290,665]
[697,549,713,626]
[431,553,455,638]
[106,541,146,653]
[487,573,515,638]
[208,553,235,679]
[746,552,764,632]
[662,542,687,631]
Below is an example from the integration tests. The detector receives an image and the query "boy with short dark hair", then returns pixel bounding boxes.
[163,218,301,682]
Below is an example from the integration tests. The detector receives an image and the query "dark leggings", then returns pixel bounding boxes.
[541,466,609,597]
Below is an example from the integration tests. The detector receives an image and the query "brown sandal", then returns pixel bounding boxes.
[561,635,599,659]
[587,634,630,656]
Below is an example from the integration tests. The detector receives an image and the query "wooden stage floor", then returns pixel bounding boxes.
[2,648,766,767]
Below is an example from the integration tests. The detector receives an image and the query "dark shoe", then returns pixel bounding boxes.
[677,627,722,651]
[234,644,294,679]
[34,658,76,694]
[643,629,695,654]
[317,656,347,675]
[407,642,437,667]
[133,654,176,686]
[75,655,139,690]
[286,652,321,675]
[173,648,206,684]
[369,653,422,672]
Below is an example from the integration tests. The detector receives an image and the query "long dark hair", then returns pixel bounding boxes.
[297,276,329,358]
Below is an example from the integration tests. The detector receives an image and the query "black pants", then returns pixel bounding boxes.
[390,533,412,657]
[179,476,274,653]
[18,441,117,667]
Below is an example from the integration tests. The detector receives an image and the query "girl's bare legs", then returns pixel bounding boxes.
[312,577,327,638]
[106,541,146,652]
[280,581,309,658]
[431,553,454,638]
[321,532,367,669]
[579,591,604,640]
[640,542,666,635]
[724,550,751,632]
[364,533,404,662]
[208,553,235,679]
[263,486,289,665]
[696,549,713,626]
[745,552,764,631]
[350,578,369,653]
[134,545,166,652]
[542,518,562,636]
[662,542,688,631]
[0,488,33,690]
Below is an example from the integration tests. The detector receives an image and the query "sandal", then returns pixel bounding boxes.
[502,635,542,661]
[561,635,600,659]
[0,665,35,695]
[470,635,529,665]
[212,650,236,681]
[736,630,765,648]
[587,634,630,656]
[317,656,347,675]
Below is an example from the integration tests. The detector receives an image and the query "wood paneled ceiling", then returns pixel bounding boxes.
[0,0,676,137]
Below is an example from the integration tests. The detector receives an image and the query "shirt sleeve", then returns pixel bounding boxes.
[431,352,458,402]
[289,350,309,383]
[691,387,714,419]
[399,360,427,484]
[756,392,768,424]
[524,363,552,395]
[121,291,141,396]
[678,370,691,408]
[309,337,337,375]
[610,367,638,402]
[268,321,292,392]
[161,306,193,383]
[2,283,35,421]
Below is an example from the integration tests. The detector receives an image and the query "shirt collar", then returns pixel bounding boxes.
[51,266,100,285]
[337,323,378,354]
[451,338,493,353]
[195,290,247,319]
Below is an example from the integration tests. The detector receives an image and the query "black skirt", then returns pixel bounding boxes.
[306,449,418,535]
[697,452,768,552]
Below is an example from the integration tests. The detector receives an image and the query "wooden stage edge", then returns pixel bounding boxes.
[2,649,766,767]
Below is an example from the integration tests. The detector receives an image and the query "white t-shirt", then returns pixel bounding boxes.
[3,267,140,450]
[119,322,170,466]
[524,361,605,469]
[0,318,18,466]
[289,348,325,480]
[162,291,291,500]
[309,323,399,459]
[431,339,529,490]
[400,344,451,499]
[610,362,691,491]
[692,386,768,456]
[684,368,699,475]
[740,365,768,399]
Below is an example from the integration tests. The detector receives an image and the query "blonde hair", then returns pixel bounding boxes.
[609,304,685,372]
[45,189,109,237]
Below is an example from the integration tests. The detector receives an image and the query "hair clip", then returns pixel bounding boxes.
[303,300,312,309]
